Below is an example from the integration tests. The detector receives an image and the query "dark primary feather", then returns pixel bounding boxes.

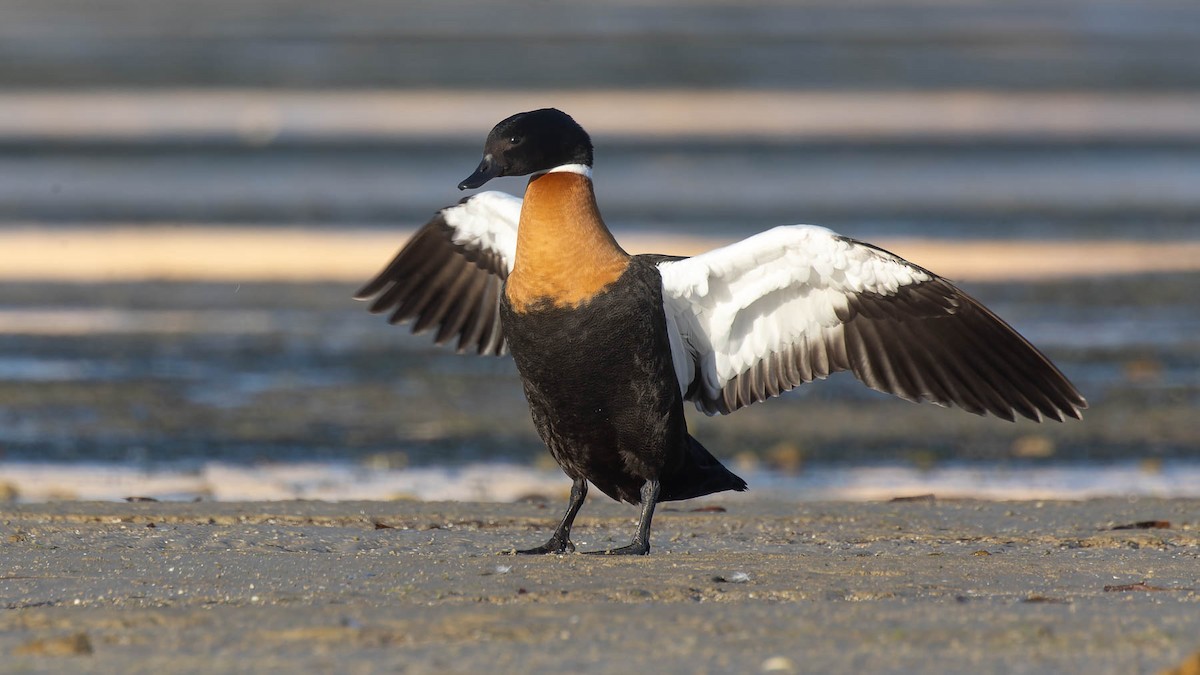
[696,275,1087,422]
[355,210,509,356]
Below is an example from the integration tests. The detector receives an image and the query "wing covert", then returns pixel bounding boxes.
[657,225,1086,421]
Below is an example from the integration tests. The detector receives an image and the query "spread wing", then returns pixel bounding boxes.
[656,225,1087,421]
[354,191,520,355]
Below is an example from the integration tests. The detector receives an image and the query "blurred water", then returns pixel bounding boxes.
[1,129,1197,494]
[1,0,1198,89]
[0,0,1198,499]
[2,141,1199,238]
[1,128,1199,481]
[0,273,1195,474]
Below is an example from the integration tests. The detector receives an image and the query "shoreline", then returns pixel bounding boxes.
[3,458,1200,504]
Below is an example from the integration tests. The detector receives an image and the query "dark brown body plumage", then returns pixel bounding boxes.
[502,257,745,505]
[501,171,744,507]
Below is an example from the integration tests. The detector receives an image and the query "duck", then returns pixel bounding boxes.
[356,108,1086,555]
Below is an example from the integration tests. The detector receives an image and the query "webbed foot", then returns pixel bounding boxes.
[513,536,576,555]
[583,540,650,556]
[510,478,588,555]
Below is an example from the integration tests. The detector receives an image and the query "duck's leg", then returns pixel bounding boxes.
[585,479,660,556]
[515,478,588,555]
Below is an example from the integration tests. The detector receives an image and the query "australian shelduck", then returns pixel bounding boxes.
[356,108,1086,555]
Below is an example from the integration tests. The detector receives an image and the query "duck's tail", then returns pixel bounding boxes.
[659,435,748,502]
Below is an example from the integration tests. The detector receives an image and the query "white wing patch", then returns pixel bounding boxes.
[441,190,521,267]
[657,225,933,411]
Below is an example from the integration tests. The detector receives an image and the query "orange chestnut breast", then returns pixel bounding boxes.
[505,172,630,313]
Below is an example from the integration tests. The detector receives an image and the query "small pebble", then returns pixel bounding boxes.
[712,571,751,584]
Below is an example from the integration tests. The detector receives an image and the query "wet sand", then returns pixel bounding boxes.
[2,498,1198,673]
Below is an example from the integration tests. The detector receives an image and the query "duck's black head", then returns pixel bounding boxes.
[458,108,593,190]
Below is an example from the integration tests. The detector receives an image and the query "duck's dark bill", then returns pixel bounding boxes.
[458,156,502,190]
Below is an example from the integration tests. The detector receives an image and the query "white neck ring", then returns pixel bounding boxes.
[533,163,592,179]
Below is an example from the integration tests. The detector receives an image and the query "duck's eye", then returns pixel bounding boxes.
[508,136,523,146]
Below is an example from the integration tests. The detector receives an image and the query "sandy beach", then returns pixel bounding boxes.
[2,498,1198,673]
